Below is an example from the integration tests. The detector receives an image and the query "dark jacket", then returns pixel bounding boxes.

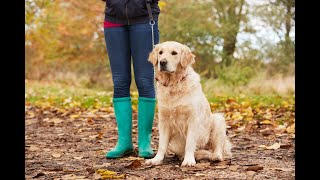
[102,0,160,25]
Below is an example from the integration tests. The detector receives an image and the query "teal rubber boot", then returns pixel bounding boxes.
[106,97,134,158]
[137,97,156,158]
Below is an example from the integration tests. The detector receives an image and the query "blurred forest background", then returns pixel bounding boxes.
[25,1,296,178]
[25,0,295,98]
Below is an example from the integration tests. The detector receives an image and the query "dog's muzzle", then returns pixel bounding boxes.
[159,59,167,71]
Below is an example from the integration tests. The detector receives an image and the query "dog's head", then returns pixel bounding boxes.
[148,41,196,73]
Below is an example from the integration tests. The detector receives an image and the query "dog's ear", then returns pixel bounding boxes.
[180,45,196,68]
[148,44,160,66]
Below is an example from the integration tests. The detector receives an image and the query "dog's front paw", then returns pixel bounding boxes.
[181,157,196,167]
[145,157,163,166]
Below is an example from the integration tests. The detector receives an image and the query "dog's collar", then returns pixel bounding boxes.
[155,72,188,87]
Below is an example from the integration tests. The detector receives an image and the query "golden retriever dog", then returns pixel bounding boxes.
[145,41,232,167]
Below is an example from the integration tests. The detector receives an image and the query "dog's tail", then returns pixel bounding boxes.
[211,113,232,159]
[195,113,232,161]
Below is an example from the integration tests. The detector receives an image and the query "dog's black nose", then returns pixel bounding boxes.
[160,60,167,66]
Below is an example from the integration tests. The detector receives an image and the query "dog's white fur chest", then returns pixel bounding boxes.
[156,71,214,155]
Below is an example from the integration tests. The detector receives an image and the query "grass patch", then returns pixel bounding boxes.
[25,80,114,109]
[25,80,294,110]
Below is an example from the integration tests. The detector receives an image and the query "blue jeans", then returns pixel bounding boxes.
[104,22,159,98]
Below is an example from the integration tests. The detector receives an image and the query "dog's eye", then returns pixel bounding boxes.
[171,51,177,55]
[159,51,163,55]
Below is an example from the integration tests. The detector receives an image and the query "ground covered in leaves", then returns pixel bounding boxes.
[25,81,295,179]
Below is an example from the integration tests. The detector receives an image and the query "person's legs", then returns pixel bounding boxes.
[104,26,132,98]
[130,22,159,98]
[104,26,133,158]
[129,22,160,158]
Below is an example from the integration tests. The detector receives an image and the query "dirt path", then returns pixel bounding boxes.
[25,105,295,180]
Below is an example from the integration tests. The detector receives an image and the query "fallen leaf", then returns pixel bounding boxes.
[241,101,250,108]
[231,112,244,121]
[275,124,287,132]
[286,123,295,134]
[87,118,94,125]
[266,142,281,150]
[229,165,238,171]
[96,169,126,179]
[52,153,62,158]
[43,118,63,124]
[260,120,273,125]
[246,165,263,172]
[194,162,210,169]
[263,113,273,120]
[244,116,253,121]
[97,132,104,139]
[214,165,228,169]
[100,107,108,112]
[73,156,83,160]
[258,145,266,148]
[246,171,256,177]
[227,98,236,104]
[25,175,34,179]
[89,135,99,139]
[270,167,294,172]
[52,118,63,124]
[236,126,245,132]
[275,133,287,137]
[126,160,142,169]
[280,144,292,149]
[29,145,40,151]
[27,111,35,117]
[195,173,206,177]
[70,114,80,119]
[26,119,37,125]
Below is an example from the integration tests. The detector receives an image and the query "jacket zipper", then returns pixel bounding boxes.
[126,3,130,25]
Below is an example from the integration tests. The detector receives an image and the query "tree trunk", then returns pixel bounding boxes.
[222,0,244,67]
[284,0,294,63]
[285,0,292,41]
[223,31,238,66]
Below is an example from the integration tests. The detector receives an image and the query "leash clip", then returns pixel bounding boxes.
[149,20,155,26]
